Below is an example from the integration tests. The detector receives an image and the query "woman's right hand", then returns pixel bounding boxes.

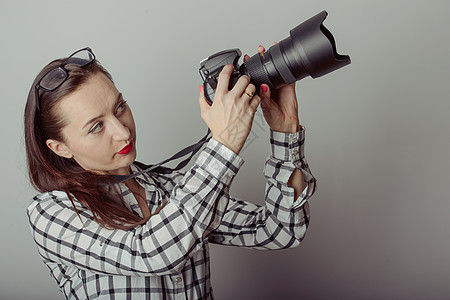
[198,64,261,154]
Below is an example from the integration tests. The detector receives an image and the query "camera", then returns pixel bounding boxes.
[199,10,351,105]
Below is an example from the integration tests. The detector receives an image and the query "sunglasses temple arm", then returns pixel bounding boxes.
[35,86,41,112]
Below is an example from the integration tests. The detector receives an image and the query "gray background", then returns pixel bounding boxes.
[1,0,449,299]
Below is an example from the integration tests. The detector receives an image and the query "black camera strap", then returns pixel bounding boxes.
[112,128,212,183]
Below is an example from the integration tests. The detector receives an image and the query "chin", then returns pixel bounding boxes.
[123,150,137,168]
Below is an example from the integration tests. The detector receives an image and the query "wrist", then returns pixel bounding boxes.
[271,122,300,133]
[212,136,241,154]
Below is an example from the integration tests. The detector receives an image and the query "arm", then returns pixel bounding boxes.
[27,139,244,277]
[211,43,316,248]
[209,127,316,249]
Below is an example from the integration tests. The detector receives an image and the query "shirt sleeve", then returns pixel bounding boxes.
[27,138,244,277]
[209,127,316,249]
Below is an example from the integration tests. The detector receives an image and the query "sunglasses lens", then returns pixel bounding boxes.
[40,68,67,90]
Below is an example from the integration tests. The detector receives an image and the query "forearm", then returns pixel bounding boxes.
[270,127,316,202]
[209,127,316,249]
[170,138,244,232]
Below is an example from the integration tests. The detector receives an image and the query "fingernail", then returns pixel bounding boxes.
[199,85,203,92]
[261,85,268,93]
[258,45,263,48]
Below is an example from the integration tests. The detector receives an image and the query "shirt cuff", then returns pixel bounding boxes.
[195,139,245,185]
[267,126,316,203]
[270,126,305,163]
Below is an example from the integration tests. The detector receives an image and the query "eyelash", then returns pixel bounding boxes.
[117,100,127,112]
[88,100,128,134]
[89,122,103,134]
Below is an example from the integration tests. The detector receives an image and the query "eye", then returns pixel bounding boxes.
[89,121,104,134]
[116,100,127,114]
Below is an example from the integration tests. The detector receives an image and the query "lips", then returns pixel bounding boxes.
[117,141,133,155]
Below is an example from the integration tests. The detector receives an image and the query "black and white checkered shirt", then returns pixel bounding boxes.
[27,128,316,299]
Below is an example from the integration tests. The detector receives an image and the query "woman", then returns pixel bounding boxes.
[25,46,316,299]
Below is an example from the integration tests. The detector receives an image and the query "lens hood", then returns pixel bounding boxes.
[288,10,350,78]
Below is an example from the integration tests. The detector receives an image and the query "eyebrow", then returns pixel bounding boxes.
[82,93,123,130]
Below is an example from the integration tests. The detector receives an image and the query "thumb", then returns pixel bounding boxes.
[260,84,273,108]
[198,85,210,115]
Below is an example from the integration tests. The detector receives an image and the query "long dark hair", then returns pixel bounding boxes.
[24,55,148,229]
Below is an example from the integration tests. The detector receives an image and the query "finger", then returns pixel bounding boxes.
[242,84,256,101]
[243,54,250,62]
[258,45,265,53]
[216,64,234,94]
[231,75,251,96]
[260,84,271,99]
[259,84,273,108]
[249,95,261,111]
[242,83,257,102]
[198,86,210,114]
[243,83,256,95]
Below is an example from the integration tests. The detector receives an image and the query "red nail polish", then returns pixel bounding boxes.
[261,85,268,93]
[199,85,203,92]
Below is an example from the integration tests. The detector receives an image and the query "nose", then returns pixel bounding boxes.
[110,117,131,142]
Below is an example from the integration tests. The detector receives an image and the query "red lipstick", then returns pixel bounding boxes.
[117,141,133,155]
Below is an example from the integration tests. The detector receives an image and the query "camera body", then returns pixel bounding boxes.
[199,49,244,105]
[199,10,351,105]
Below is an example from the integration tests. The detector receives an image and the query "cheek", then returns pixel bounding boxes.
[74,140,118,171]
[63,130,112,161]
[75,140,110,160]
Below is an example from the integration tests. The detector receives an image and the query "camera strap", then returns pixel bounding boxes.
[112,128,212,183]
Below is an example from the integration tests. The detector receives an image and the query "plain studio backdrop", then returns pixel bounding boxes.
[1,0,449,299]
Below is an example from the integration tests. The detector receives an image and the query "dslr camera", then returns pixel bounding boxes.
[199,10,351,104]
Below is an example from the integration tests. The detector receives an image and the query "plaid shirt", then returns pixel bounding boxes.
[27,128,316,300]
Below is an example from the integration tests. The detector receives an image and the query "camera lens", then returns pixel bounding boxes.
[241,11,350,90]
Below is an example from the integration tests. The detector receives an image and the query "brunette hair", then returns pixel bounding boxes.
[24,54,148,229]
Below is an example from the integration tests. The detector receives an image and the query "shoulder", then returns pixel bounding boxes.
[27,191,89,228]
[28,191,72,211]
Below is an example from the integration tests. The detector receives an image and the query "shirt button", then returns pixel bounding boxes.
[174,276,183,286]
[291,136,298,143]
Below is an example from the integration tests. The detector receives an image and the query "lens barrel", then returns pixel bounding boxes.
[241,10,350,89]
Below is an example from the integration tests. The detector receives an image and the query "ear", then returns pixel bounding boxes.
[46,139,74,159]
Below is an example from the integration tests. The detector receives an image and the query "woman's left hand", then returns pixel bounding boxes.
[244,44,301,133]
